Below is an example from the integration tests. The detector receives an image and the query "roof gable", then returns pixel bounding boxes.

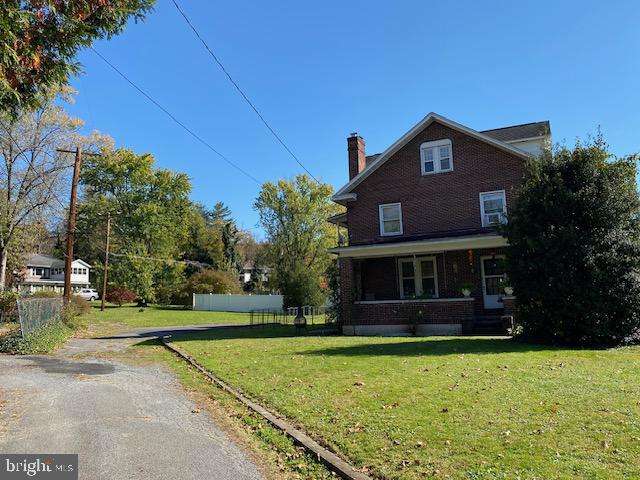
[332,113,533,202]
[72,259,92,269]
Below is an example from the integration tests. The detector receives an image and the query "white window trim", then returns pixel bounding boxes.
[479,190,507,227]
[379,202,403,236]
[397,256,439,299]
[420,139,453,175]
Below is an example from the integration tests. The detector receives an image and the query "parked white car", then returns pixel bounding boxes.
[77,288,99,301]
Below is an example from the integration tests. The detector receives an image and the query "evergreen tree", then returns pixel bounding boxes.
[1,0,154,113]
[504,137,640,346]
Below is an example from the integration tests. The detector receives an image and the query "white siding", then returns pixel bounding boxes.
[193,294,283,312]
[508,139,545,157]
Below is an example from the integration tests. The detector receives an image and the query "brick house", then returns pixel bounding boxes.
[329,113,550,335]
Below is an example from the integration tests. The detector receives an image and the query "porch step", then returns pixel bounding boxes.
[472,316,507,335]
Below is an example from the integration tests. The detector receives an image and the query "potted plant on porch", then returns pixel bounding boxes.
[500,279,514,296]
[460,282,474,298]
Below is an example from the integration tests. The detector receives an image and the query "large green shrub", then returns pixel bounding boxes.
[62,295,91,329]
[173,269,241,307]
[0,290,19,322]
[31,290,61,298]
[504,138,640,346]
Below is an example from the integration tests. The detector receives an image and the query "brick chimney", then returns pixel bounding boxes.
[347,133,366,180]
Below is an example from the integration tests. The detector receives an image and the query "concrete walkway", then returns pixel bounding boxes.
[0,326,264,480]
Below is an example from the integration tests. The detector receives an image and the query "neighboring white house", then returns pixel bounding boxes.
[239,264,269,285]
[15,254,92,294]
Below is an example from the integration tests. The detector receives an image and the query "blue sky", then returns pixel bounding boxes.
[68,0,640,235]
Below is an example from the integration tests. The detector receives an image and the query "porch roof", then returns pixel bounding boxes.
[19,279,90,286]
[329,233,507,258]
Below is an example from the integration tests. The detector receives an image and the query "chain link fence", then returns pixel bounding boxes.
[16,298,64,336]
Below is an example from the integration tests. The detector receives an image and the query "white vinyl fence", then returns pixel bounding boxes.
[193,294,283,312]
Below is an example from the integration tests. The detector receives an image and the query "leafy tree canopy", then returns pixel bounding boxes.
[0,0,155,113]
[255,174,341,308]
[77,148,191,302]
[182,203,224,271]
[0,86,110,290]
[504,137,640,346]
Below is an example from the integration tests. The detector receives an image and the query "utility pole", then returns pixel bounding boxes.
[101,212,111,311]
[57,147,99,305]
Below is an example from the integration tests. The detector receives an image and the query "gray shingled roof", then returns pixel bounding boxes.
[481,121,550,142]
[24,254,91,269]
[25,254,65,268]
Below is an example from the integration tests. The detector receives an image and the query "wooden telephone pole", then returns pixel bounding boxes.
[57,147,99,305]
[100,212,111,311]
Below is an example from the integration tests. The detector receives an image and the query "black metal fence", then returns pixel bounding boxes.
[16,297,64,336]
[249,306,331,326]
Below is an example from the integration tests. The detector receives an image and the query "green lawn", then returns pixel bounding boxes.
[170,327,640,480]
[86,304,253,329]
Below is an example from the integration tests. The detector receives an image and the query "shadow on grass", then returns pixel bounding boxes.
[96,324,567,357]
[91,304,139,310]
[90,304,190,311]
[298,337,566,357]
[151,305,192,311]
[94,323,337,342]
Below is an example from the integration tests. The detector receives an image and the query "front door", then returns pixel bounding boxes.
[480,255,506,309]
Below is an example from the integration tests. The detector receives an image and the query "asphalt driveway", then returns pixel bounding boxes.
[0,327,264,480]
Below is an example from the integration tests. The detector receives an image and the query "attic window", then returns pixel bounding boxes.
[420,139,453,175]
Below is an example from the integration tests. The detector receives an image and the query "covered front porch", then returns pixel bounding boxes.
[331,233,515,335]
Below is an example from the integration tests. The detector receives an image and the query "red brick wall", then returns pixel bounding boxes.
[347,121,524,245]
[350,300,474,326]
[339,257,354,325]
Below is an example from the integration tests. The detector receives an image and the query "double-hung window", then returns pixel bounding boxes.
[398,257,438,299]
[420,139,453,175]
[379,203,403,236]
[480,190,507,227]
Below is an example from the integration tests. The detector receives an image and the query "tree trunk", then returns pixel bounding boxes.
[0,248,7,293]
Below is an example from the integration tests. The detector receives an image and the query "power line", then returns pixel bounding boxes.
[89,47,262,185]
[170,0,320,184]
[107,251,216,269]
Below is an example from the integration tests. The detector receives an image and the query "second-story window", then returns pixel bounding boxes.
[480,190,507,227]
[379,203,403,236]
[420,139,453,175]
